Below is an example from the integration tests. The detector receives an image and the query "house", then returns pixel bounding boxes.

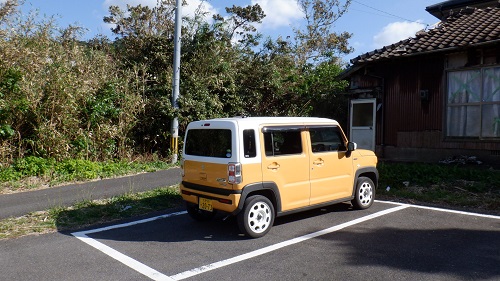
[339,0,500,165]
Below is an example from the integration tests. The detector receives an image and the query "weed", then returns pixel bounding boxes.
[0,158,174,193]
[53,187,181,230]
[378,162,500,212]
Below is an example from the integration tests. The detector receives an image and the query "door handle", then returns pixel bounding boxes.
[267,162,280,170]
[313,159,324,166]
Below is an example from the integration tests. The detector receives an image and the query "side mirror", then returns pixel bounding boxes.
[347,142,357,152]
[346,142,357,157]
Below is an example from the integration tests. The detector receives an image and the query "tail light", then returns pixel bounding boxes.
[181,159,185,177]
[228,162,242,184]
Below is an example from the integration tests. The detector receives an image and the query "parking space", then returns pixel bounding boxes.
[71,201,500,281]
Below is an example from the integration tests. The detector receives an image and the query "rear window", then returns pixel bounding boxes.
[185,129,232,158]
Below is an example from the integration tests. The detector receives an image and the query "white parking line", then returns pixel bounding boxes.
[170,204,409,280]
[72,211,186,281]
[376,200,500,220]
[73,232,174,281]
[72,202,500,280]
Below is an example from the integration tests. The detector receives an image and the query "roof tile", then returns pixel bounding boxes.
[351,7,500,64]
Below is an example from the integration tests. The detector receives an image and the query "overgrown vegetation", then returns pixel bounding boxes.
[0,0,351,165]
[0,156,172,193]
[378,162,500,212]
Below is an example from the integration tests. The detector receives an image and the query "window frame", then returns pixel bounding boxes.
[445,65,500,140]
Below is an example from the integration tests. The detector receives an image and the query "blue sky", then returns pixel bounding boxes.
[13,0,441,63]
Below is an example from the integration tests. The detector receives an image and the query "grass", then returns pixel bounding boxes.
[0,186,182,240]
[0,156,173,193]
[377,162,500,213]
[0,160,499,240]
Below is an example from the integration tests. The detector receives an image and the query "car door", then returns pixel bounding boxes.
[260,127,311,211]
[308,126,354,205]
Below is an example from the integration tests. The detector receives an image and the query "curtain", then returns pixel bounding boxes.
[481,67,500,137]
[447,70,481,137]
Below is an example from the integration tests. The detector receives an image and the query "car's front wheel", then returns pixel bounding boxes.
[351,176,375,210]
[237,195,275,238]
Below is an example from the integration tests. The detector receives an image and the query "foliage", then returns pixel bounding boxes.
[0,2,144,161]
[0,0,18,24]
[104,1,176,39]
[378,162,500,210]
[0,156,172,192]
[379,162,500,188]
[293,0,353,64]
[0,0,352,162]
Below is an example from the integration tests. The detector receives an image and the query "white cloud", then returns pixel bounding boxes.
[373,21,425,48]
[251,0,303,29]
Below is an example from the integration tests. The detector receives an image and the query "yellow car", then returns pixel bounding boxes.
[180,117,378,238]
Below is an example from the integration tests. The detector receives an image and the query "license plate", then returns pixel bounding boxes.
[199,197,213,212]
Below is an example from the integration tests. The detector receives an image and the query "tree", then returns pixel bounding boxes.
[103,0,176,39]
[212,4,265,48]
[175,4,266,125]
[103,1,180,155]
[298,61,350,125]
[293,0,353,64]
[0,0,18,23]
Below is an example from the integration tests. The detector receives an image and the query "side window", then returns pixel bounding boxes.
[243,129,256,158]
[264,130,302,156]
[310,127,346,153]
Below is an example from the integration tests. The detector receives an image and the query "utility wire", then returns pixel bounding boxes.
[349,8,405,21]
[352,0,429,25]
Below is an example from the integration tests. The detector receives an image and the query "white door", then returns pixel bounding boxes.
[350,99,376,151]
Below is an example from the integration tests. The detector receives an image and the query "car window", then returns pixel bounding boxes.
[243,129,256,158]
[309,127,346,153]
[264,130,302,156]
[185,129,232,158]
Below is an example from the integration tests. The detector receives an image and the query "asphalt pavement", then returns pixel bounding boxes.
[0,168,182,219]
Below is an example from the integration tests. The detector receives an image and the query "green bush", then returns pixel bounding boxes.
[12,156,55,177]
[0,166,19,181]
[55,159,101,181]
[0,156,172,191]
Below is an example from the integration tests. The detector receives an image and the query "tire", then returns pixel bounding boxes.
[186,202,217,221]
[237,195,275,238]
[351,176,375,210]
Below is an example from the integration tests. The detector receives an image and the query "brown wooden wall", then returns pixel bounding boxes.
[375,55,444,146]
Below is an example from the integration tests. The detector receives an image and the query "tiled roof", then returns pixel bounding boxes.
[351,7,500,64]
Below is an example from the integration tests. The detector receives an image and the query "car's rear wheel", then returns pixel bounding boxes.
[351,176,375,210]
[237,195,275,238]
[186,202,217,221]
